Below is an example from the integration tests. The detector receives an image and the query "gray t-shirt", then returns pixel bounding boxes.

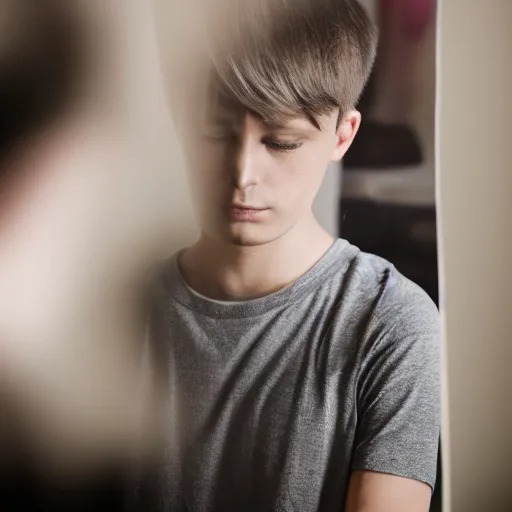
[133,239,440,511]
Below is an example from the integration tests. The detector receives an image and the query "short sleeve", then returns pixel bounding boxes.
[351,276,441,490]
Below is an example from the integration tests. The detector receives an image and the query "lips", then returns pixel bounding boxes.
[229,204,269,221]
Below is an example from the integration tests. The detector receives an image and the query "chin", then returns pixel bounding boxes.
[229,235,269,247]
[216,224,283,247]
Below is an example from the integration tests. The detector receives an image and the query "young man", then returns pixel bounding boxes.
[136,0,440,510]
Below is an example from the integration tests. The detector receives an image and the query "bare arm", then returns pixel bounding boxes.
[346,471,432,512]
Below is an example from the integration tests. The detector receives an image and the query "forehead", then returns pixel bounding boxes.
[179,64,339,134]
[205,90,337,133]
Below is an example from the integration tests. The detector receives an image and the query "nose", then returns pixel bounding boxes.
[231,118,260,190]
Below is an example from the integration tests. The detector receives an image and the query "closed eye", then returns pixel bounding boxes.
[202,127,303,152]
[263,139,302,152]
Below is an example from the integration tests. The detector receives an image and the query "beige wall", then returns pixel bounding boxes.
[437,2,512,511]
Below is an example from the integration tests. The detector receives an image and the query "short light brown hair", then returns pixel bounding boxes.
[208,0,378,128]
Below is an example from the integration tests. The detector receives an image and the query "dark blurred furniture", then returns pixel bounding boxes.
[339,198,438,304]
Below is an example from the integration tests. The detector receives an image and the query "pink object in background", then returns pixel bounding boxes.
[381,0,436,40]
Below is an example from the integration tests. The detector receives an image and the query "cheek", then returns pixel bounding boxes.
[272,153,328,204]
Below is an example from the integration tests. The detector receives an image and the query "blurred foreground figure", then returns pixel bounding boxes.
[0,0,196,500]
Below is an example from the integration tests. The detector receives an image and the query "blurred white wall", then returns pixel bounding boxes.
[437,2,512,511]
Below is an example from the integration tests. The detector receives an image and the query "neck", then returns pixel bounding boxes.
[180,216,335,301]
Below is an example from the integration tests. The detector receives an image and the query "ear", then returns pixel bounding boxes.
[331,110,361,162]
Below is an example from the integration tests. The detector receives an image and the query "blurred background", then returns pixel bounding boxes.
[315,1,512,511]
[314,1,440,509]
[316,0,437,304]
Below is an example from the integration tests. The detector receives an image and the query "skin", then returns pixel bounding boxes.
[177,97,432,510]
[346,471,432,512]
[179,107,358,300]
